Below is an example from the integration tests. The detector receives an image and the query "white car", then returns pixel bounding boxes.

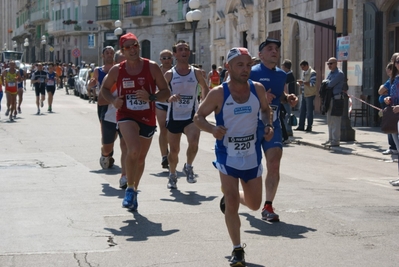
[76,68,90,99]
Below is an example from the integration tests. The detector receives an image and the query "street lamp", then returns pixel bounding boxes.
[114,20,123,50]
[13,41,17,51]
[41,35,46,62]
[185,0,202,64]
[24,38,29,63]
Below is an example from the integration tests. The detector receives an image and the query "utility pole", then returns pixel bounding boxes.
[340,0,356,141]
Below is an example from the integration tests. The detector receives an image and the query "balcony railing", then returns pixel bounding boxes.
[96,4,123,21]
[47,20,66,33]
[30,10,50,23]
[124,0,152,18]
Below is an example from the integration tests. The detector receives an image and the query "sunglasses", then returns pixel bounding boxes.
[395,60,399,64]
[123,43,139,50]
[161,57,172,60]
[327,62,335,65]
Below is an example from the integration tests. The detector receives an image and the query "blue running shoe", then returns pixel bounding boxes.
[122,188,135,209]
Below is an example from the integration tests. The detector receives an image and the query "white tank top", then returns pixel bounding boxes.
[167,66,199,121]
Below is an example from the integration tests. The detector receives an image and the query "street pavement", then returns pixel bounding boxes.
[1,82,398,267]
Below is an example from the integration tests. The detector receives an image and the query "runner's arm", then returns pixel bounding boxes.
[100,65,123,109]
[196,68,209,100]
[194,86,226,140]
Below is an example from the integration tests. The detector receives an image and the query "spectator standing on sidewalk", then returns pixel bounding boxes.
[322,57,345,147]
[280,59,296,137]
[296,60,317,132]
[250,38,298,222]
[378,62,397,155]
[194,47,273,267]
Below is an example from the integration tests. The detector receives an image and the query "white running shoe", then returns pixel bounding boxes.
[99,155,111,169]
[119,175,127,189]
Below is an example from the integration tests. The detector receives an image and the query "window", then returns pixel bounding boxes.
[318,0,333,12]
[270,9,281,24]
[141,40,151,59]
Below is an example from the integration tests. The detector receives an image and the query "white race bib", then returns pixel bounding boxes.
[47,80,55,86]
[39,78,44,83]
[126,94,149,111]
[271,105,278,122]
[7,82,15,87]
[177,95,193,108]
[227,134,255,157]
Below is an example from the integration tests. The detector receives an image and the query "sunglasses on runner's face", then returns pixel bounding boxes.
[161,57,172,60]
[327,62,335,65]
[123,43,139,50]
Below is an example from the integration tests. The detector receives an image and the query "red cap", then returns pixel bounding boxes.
[119,33,138,48]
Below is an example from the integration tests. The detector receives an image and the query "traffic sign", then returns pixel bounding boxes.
[336,36,350,61]
[72,48,81,58]
[88,34,95,49]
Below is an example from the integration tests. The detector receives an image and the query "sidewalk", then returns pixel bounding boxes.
[288,112,397,161]
[207,111,396,161]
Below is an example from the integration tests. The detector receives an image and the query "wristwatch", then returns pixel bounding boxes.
[149,94,157,102]
[265,124,274,130]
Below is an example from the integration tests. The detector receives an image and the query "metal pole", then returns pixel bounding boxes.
[192,20,198,64]
[340,0,355,141]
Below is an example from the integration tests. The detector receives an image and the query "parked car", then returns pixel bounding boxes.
[76,68,90,99]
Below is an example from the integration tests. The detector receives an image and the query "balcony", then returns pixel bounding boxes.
[96,4,123,27]
[124,0,153,22]
[47,20,66,34]
[30,10,50,24]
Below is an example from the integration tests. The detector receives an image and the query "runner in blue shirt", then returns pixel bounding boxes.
[250,38,298,222]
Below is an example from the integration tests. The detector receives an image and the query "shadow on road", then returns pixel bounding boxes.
[90,164,122,175]
[160,190,217,206]
[100,183,125,198]
[240,213,317,239]
[105,212,179,241]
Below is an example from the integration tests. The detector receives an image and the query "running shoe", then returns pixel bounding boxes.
[36,109,40,115]
[220,196,225,214]
[122,188,137,210]
[389,178,399,184]
[167,173,178,189]
[230,246,246,267]
[13,112,17,119]
[183,163,197,183]
[5,109,10,116]
[161,156,169,169]
[390,179,399,186]
[17,107,21,114]
[99,155,114,169]
[9,115,13,122]
[119,175,127,189]
[383,149,398,155]
[40,100,44,108]
[261,204,280,222]
[48,106,52,112]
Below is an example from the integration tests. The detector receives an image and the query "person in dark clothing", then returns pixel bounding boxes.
[281,59,296,138]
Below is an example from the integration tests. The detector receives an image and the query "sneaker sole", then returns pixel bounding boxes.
[230,262,246,267]
[262,216,280,222]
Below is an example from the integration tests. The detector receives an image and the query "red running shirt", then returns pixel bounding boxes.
[116,59,157,126]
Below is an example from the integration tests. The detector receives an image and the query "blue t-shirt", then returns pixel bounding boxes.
[98,67,107,86]
[379,79,391,104]
[250,63,286,126]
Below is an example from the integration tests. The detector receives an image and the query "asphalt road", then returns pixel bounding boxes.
[0,83,398,267]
